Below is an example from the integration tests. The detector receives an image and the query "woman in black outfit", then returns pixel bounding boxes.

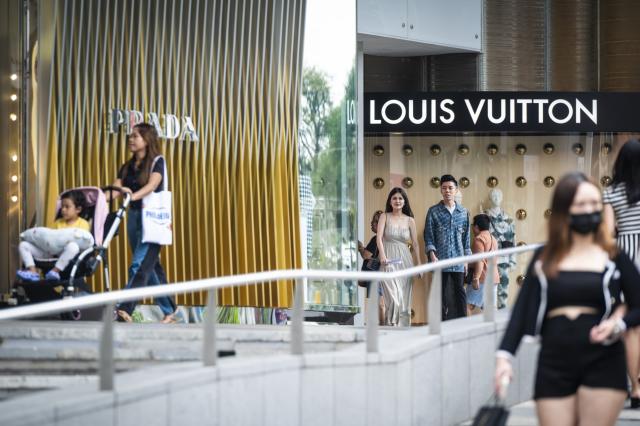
[603,139,640,406]
[495,172,640,426]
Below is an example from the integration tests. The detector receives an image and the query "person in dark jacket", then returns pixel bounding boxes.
[495,172,640,426]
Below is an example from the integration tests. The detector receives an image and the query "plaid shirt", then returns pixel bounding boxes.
[424,201,471,272]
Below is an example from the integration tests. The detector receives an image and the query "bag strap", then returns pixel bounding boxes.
[149,155,169,191]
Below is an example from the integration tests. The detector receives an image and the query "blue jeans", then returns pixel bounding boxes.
[119,208,175,316]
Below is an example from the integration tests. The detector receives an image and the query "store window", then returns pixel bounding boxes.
[299,0,358,313]
[363,132,633,321]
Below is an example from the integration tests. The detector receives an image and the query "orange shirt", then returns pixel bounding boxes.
[471,230,500,284]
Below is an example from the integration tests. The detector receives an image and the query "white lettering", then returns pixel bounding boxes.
[381,100,406,125]
[369,100,381,124]
[440,99,455,124]
[408,100,427,124]
[128,110,144,133]
[488,99,506,124]
[532,99,549,123]
[147,113,165,137]
[163,114,180,139]
[465,99,485,124]
[576,99,597,124]
[516,99,531,123]
[548,99,573,124]
[179,116,199,141]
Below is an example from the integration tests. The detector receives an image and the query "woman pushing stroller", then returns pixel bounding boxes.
[107,122,177,323]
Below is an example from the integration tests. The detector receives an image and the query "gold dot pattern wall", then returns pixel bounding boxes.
[365,134,617,320]
[37,0,305,307]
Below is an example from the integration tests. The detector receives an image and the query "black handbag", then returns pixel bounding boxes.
[358,257,380,288]
[471,391,509,426]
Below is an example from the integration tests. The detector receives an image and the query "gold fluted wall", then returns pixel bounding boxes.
[36,0,304,307]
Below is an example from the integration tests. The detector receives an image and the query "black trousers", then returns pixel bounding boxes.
[442,272,467,321]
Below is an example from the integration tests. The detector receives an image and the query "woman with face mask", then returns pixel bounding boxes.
[603,139,640,407]
[494,172,640,426]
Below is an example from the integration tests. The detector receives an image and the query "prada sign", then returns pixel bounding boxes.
[365,92,640,133]
[108,108,199,141]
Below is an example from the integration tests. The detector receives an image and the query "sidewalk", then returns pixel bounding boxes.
[462,400,640,425]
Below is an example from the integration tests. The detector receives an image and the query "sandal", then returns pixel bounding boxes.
[161,313,176,324]
[116,310,133,323]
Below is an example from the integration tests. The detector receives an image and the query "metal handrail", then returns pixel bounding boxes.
[0,243,542,391]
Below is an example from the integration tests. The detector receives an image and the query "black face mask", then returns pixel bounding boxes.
[569,211,602,235]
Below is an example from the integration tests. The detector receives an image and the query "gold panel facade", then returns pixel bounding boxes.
[38,0,304,306]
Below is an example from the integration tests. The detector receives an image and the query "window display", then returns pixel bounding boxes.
[363,133,623,323]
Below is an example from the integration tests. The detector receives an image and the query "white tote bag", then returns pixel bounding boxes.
[141,155,173,245]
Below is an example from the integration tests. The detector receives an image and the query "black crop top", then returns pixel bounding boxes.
[498,249,640,357]
[546,271,605,312]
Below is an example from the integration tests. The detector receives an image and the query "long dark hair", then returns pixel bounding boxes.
[121,123,161,186]
[541,172,616,277]
[612,139,640,205]
[384,187,414,218]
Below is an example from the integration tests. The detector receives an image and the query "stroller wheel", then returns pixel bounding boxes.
[61,309,82,321]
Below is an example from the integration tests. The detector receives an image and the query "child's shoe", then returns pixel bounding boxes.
[16,270,40,282]
[45,270,61,281]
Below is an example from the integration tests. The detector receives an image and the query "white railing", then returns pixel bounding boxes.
[0,244,541,391]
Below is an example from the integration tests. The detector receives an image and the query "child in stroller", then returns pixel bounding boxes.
[17,189,92,281]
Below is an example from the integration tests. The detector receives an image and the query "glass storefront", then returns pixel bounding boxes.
[299,0,358,313]
[363,132,635,323]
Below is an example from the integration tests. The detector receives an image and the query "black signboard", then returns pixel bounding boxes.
[364,92,640,133]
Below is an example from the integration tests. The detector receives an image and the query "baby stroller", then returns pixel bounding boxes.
[10,186,131,319]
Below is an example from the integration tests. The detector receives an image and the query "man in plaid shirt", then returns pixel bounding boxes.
[424,175,471,320]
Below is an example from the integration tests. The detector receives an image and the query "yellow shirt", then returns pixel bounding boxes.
[53,217,90,232]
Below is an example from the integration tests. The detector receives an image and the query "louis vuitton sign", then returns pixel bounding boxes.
[365,92,640,133]
[108,108,199,141]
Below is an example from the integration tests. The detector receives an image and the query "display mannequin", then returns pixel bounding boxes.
[484,189,516,309]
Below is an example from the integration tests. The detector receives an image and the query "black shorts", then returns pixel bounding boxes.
[534,314,627,399]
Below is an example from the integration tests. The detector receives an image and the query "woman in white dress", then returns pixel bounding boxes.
[377,187,422,327]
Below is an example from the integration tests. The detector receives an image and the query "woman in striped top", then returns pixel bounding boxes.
[603,138,640,407]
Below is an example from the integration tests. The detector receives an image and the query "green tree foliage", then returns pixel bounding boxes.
[299,67,332,173]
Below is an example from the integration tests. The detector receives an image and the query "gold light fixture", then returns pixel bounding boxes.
[430,177,441,188]
[515,144,527,155]
[515,176,527,188]
[372,145,384,156]
[544,209,552,219]
[10,175,17,182]
[487,144,498,155]
[373,177,385,189]
[543,143,555,155]
[516,209,527,220]
[11,154,17,162]
[543,176,555,188]
[458,144,470,155]
[10,94,17,101]
[572,143,584,155]
[601,142,612,155]
[9,113,17,121]
[10,195,18,203]
[459,177,470,188]
[517,275,525,285]
[402,144,413,156]
[10,74,17,81]
[430,144,441,156]
[600,176,612,187]
[486,176,498,188]
[402,177,414,188]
